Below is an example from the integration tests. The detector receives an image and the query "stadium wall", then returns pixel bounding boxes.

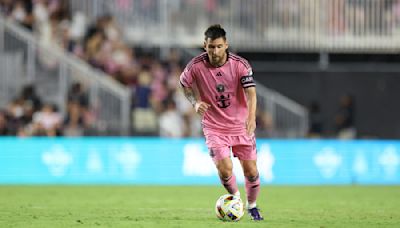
[255,71,400,139]
[0,138,399,185]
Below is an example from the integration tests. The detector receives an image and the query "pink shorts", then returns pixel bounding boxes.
[205,134,257,163]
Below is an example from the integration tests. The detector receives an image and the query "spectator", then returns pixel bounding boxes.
[334,94,356,139]
[63,100,85,137]
[10,0,34,30]
[159,98,185,138]
[0,110,10,135]
[132,70,157,134]
[21,85,42,112]
[134,70,152,109]
[0,0,14,15]
[6,97,26,135]
[31,103,62,136]
[33,0,49,25]
[68,82,88,108]
[308,101,324,138]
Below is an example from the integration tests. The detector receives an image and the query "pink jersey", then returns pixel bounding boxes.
[180,52,255,135]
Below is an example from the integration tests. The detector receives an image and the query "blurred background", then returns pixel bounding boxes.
[0,0,399,185]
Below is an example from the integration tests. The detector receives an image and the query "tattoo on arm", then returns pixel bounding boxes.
[183,87,198,107]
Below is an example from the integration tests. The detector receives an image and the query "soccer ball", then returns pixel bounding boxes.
[215,194,244,222]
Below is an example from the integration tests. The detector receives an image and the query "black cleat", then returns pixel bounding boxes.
[248,207,264,221]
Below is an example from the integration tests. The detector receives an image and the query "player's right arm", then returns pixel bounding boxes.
[181,85,210,116]
[179,61,210,116]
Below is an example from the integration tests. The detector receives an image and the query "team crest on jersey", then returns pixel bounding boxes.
[215,94,231,108]
[216,84,225,92]
[215,84,230,108]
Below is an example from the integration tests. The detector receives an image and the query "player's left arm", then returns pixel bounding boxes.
[239,61,257,135]
[245,86,257,136]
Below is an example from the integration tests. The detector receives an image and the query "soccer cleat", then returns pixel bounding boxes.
[248,207,264,221]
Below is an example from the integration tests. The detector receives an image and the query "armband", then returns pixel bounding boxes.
[240,76,256,88]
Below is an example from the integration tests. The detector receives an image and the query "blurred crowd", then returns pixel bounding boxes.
[265,0,400,36]
[0,0,275,137]
[0,83,94,137]
[258,0,400,36]
[0,0,199,137]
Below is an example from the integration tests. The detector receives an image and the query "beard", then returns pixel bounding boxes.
[211,56,219,64]
[210,55,224,66]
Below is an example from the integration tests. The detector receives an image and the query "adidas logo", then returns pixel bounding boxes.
[216,72,222,77]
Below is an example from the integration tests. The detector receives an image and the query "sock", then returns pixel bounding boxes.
[247,202,257,209]
[245,173,260,207]
[219,174,238,195]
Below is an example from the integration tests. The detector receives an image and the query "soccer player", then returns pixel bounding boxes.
[180,24,263,221]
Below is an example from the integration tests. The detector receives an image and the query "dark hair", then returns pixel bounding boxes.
[204,24,226,40]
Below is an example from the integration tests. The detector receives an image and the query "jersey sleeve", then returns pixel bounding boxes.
[180,64,195,88]
[238,60,255,89]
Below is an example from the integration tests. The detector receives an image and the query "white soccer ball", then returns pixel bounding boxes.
[215,194,244,222]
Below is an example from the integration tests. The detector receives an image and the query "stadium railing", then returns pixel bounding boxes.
[0,51,23,108]
[257,84,308,138]
[69,0,400,53]
[0,15,131,135]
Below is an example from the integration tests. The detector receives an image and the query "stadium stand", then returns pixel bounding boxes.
[2,0,400,138]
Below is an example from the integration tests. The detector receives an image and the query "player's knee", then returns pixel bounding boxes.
[218,168,233,178]
[217,162,233,178]
[216,159,233,178]
[244,169,259,181]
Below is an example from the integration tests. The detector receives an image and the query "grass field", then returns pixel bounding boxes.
[0,185,399,227]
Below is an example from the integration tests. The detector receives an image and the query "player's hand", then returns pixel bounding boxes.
[194,101,211,115]
[246,117,256,136]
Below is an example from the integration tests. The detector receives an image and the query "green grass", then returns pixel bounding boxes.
[0,186,399,227]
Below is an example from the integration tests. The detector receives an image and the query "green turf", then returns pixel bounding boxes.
[0,186,399,227]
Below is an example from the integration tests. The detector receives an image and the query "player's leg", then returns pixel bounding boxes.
[240,159,263,220]
[240,159,260,207]
[215,156,239,196]
[232,135,263,220]
[205,134,239,195]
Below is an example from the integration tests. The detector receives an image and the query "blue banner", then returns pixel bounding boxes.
[0,138,399,184]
